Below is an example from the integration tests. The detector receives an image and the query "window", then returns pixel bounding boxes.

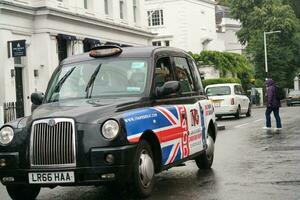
[190,60,204,92]
[152,41,161,46]
[84,0,88,9]
[165,40,170,46]
[234,85,243,95]
[104,0,111,15]
[174,57,195,93]
[83,0,93,11]
[147,10,164,26]
[119,0,127,20]
[155,57,174,88]
[133,0,138,23]
[46,59,149,102]
[153,41,170,47]
[206,86,231,96]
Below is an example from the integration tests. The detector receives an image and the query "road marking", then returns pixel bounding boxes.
[234,123,249,128]
[254,118,264,122]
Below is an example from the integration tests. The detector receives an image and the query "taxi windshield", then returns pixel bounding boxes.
[206,86,231,96]
[45,58,148,102]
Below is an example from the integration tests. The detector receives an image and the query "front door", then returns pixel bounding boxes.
[15,67,24,118]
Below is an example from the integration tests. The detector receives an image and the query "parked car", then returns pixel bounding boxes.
[287,90,300,106]
[205,83,251,119]
[0,46,217,199]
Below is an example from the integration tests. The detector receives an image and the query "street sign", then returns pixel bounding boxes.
[11,40,26,57]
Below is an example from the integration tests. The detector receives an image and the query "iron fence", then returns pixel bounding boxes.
[3,102,16,123]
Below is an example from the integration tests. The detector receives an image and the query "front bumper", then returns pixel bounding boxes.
[287,99,300,105]
[0,144,137,186]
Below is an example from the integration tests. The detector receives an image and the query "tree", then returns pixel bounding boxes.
[190,51,254,90]
[283,0,300,19]
[226,0,300,88]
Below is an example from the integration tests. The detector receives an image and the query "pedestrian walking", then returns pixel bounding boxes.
[264,79,282,130]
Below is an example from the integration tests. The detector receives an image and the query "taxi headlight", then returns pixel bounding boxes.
[0,126,14,146]
[101,120,119,140]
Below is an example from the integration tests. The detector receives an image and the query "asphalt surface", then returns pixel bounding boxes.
[1,107,300,200]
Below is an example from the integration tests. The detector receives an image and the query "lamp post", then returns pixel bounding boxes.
[264,30,281,79]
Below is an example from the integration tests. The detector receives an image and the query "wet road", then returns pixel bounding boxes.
[1,107,300,200]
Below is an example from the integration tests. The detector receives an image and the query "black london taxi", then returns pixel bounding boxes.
[0,46,217,199]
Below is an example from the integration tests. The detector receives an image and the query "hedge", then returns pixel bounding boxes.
[202,78,241,88]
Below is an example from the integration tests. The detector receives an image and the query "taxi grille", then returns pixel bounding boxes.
[30,118,76,167]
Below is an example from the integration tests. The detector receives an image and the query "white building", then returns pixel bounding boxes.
[0,0,154,121]
[145,0,223,53]
[215,5,244,54]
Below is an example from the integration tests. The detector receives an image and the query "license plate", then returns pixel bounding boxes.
[213,101,221,107]
[28,171,75,184]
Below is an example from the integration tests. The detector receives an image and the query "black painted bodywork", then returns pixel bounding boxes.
[0,46,215,187]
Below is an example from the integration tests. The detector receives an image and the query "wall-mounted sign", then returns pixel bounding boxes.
[11,40,26,57]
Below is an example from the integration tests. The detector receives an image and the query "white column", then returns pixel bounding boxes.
[0,30,17,105]
[28,33,58,114]
[294,76,300,91]
[0,105,3,126]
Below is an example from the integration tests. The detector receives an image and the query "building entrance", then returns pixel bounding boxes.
[14,66,24,118]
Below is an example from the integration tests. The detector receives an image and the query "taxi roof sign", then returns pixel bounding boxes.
[89,45,122,58]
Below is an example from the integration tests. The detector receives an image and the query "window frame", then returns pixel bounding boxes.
[172,56,197,95]
[84,0,88,9]
[104,0,112,16]
[152,41,162,46]
[133,0,139,23]
[188,58,204,94]
[152,56,178,99]
[234,85,243,95]
[147,9,164,27]
[119,0,127,20]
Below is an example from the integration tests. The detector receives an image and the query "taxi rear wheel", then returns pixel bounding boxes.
[132,140,155,198]
[195,134,215,169]
[246,104,251,117]
[6,184,41,200]
[235,106,241,119]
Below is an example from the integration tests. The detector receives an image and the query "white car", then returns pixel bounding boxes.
[205,83,251,119]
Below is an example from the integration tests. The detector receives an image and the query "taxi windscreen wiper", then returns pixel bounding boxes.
[53,67,76,93]
[85,64,102,98]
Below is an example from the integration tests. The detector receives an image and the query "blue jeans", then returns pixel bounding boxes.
[265,107,282,128]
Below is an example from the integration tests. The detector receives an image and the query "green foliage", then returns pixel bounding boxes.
[283,0,300,19]
[191,50,253,76]
[202,78,241,88]
[217,0,230,6]
[226,0,300,88]
[254,79,265,88]
[191,50,254,90]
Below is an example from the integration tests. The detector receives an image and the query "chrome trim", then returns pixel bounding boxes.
[30,118,76,168]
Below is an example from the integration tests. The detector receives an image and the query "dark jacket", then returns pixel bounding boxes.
[266,79,281,108]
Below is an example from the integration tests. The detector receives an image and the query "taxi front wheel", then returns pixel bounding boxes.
[6,184,41,200]
[131,140,155,198]
[195,134,215,169]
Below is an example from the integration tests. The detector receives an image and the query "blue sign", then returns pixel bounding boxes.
[12,40,26,57]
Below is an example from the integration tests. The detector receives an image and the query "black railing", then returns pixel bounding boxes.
[3,102,16,123]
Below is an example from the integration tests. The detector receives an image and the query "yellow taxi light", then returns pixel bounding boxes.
[89,47,122,58]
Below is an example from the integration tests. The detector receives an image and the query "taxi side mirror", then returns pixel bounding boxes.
[156,81,180,97]
[31,92,44,106]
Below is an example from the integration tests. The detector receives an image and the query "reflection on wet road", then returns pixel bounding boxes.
[1,107,300,200]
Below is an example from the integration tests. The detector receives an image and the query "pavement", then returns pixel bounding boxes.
[1,107,300,200]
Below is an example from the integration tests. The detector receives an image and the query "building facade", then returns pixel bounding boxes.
[215,5,244,54]
[145,0,224,53]
[0,0,154,121]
